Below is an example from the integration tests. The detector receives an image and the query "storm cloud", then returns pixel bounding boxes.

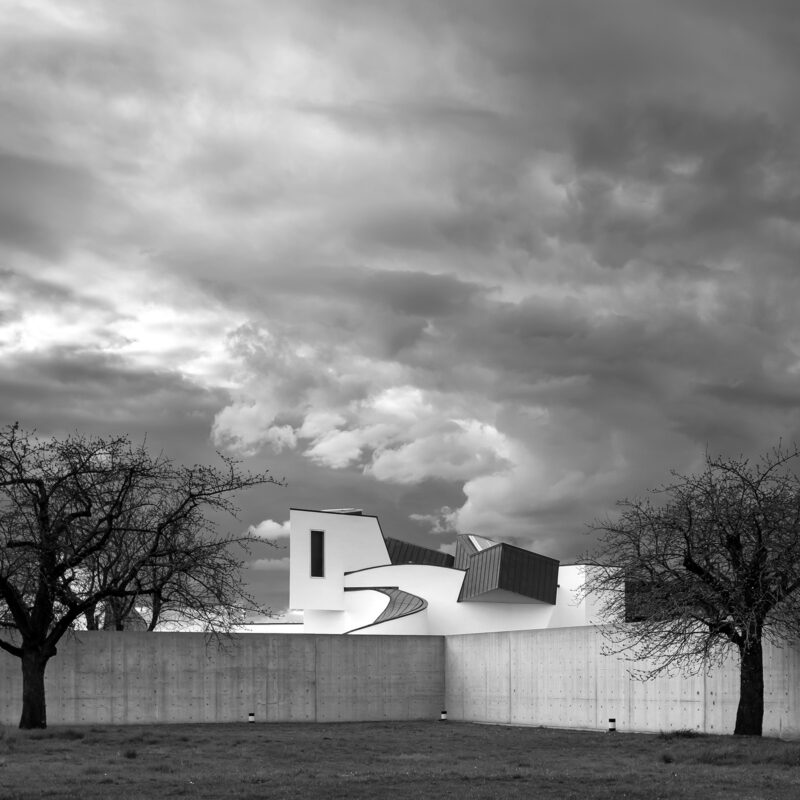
[2,0,800,613]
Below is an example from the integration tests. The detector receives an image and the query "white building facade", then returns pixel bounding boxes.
[262,508,602,636]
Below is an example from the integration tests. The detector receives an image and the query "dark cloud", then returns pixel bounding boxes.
[0,153,96,257]
[3,1,800,611]
[354,269,487,318]
[563,102,800,267]
[0,348,226,445]
[294,98,508,143]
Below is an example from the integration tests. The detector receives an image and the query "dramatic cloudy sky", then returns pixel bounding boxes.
[2,1,800,616]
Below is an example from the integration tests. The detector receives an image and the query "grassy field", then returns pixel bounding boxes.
[1,721,799,799]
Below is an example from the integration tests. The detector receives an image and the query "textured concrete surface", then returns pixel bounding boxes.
[0,632,444,726]
[445,626,800,737]
[3,626,798,735]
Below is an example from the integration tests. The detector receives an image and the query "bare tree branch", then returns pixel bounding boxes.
[0,423,284,728]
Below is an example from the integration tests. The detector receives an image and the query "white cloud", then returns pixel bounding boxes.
[367,385,433,422]
[265,424,297,453]
[212,401,282,457]
[249,519,290,540]
[368,419,512,484]
[298,410,347,439]
[305,427,371,469]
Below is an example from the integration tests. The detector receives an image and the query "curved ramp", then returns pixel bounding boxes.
[345,587,427,633]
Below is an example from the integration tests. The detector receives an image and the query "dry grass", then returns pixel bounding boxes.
[0,721,798,799]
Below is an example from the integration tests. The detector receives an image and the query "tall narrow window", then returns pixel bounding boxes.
[310,530,325,577]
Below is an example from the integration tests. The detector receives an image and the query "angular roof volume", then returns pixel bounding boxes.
[457,536,559,604]
[385,537,455,568]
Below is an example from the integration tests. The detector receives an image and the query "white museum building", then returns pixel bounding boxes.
[257,507,603,635]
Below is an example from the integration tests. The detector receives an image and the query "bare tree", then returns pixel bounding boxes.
[0,423,282,728]
[583,443,800,736]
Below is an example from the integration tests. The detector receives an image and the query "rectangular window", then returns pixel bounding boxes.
[310,530,325,577]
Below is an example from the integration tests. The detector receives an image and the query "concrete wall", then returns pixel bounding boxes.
[0,632,444,726]
[4,627,799,736]
[445,627,800,737]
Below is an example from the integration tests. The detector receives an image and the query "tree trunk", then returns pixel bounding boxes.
[734,638,764,736]
[84,603,99,630]
[19,647,52,729]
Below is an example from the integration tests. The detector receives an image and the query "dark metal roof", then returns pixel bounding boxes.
[458,543,559,604]
[454,535,479,570]
[385,537,455,568]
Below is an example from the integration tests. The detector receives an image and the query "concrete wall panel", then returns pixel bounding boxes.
[764,642,800,738]
[506,628,598,729]
[314,635,443,722]
[445,627,800,737]
[443,632,510,723]
[0,632,443,727]
[265,635,316,722]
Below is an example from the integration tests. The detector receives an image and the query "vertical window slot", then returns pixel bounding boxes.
[310,530,325,577]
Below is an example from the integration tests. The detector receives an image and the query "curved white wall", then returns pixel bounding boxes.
[346,563,596,635]
[302,590,391,634]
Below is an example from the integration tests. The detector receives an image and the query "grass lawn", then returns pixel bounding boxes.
[1,721,799,799]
